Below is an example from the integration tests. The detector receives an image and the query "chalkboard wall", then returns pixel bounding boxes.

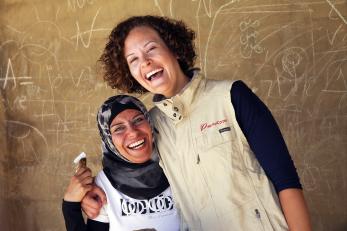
[1,0,346,230]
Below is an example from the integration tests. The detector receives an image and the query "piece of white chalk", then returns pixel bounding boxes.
[73,152,87,164]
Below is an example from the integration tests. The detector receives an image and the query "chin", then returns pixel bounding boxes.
[130,152,151,162]
[133,157,151,164]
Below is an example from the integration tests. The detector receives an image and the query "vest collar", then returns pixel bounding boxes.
[153,70,205,124]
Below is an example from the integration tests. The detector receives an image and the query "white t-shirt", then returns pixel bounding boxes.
[93,170,180,231]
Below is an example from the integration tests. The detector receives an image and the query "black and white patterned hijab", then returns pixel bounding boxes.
[97,95,169,199]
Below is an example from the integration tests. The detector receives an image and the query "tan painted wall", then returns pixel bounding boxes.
[0,0,346,230]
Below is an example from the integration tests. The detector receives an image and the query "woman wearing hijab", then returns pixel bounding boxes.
[62,95,181,231]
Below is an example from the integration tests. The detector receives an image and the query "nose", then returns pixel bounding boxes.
[140,55,151,68]
[126,124,139,138]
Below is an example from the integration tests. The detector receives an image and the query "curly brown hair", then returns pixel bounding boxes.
[99,15,196,94]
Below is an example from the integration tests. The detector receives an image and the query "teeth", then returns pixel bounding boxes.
[128,139,145,149]
[146,68,162,80]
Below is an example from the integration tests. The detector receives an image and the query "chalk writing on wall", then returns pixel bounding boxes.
[0,1,346,231]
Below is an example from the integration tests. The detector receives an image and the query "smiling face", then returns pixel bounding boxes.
[110,109,153,163]
[124,26,189,98]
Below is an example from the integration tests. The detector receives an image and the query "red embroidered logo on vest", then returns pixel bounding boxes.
[200,119,227,131]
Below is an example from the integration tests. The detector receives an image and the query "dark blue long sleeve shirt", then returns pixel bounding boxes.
[231,80,301,193]
[62,200,108,231]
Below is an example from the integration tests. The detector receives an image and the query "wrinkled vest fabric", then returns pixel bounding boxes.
[149,73,289,231]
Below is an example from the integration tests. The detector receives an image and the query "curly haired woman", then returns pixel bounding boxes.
[82,16,312,231]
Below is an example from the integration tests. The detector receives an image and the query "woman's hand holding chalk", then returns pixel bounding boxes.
[74,152,87,172]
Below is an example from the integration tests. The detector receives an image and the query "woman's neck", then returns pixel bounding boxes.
[164,72,190,98]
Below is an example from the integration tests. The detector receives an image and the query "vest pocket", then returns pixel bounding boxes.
[194,127,245,172]
[219,200,269,231]
[194,129,233,167]
[195,126,234,151]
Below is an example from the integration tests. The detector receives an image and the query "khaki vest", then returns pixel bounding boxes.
[150,73,288,231]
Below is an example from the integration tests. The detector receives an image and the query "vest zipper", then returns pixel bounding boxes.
[194,153,222,230]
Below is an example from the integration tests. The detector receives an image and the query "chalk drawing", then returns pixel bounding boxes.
[326,0,347,24]
[201,0,240,75]
[70,66,93,87]
[70,8,110,50]
[25,84,47,99]
[239,18,264,59]
[281,48,305,79]
[201,0,212,18]
[0,58,33,90]
[67,0,95,12]
[267,47,309,99]
[153,0,174,17]
[300,164,320,191]
[154,0,164,16]
[1,2,346,230]
[46,65,64,90]
[13,95,28,111]
[19,31,59,66]
[323,59,347,92]
[308,6,316,76]
[6,120,48,164]
[337,93,347,111]
[258,27,311,78]
[326,24,343,45]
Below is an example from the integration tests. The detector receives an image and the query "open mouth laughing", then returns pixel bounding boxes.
[145,68,163,81]
[127,139,145,150]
